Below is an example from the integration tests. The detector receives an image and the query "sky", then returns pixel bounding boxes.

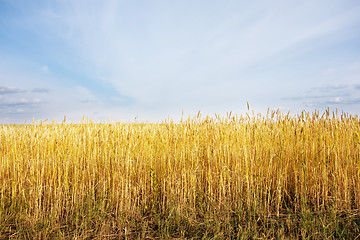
[1,0,360,124]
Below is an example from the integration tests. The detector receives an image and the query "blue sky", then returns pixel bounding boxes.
[1,0,360,123]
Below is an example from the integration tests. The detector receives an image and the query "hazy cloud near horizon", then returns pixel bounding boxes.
[283,82,360,107]
[1,0,360,123]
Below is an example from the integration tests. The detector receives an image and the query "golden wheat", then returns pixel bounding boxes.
[0,110,359,239]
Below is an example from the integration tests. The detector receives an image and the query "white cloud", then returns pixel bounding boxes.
[48,1,359,105]
[332,97,343,103]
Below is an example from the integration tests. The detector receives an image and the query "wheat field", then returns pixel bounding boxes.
[1,109,359,239]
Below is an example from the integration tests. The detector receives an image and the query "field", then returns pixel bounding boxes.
[1,110,359,239]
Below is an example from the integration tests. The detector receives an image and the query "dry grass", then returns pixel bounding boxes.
[0,109,359,239]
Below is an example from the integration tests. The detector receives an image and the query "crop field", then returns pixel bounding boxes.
[1,110,360,239]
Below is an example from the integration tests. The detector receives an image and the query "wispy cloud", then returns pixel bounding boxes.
[312,84,349,93]
[32,88,51,93]
[0,85,47,119]
[282,95,329,101]
[0,86,26,95]
[283,82,360,110]
[0,98,42,108]
[326,97,360,105]
[29,1,360,107]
